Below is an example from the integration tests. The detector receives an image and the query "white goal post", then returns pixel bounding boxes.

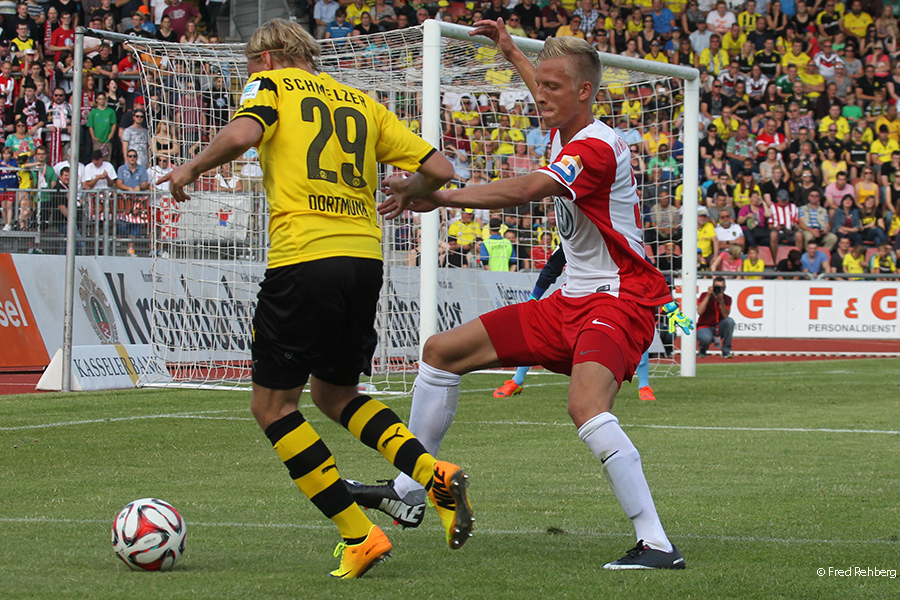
[59,22,700,392]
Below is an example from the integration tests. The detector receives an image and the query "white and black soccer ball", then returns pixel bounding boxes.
[111,498,187,571]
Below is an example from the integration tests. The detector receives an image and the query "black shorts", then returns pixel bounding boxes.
[252,256,383,390]
[774,228,799,244]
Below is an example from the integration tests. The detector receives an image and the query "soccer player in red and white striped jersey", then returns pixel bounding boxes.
[374,19,685,570]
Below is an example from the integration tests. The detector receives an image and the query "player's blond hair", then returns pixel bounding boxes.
[245,18,320,70]
[537,37,602,98]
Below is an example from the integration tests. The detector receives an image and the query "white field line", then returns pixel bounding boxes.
[2,409,899,436]
[0,516,897,546]
[464,420,900,436]
[0,409,244,431]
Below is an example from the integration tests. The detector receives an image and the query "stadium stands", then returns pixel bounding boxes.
[0,0,895,277]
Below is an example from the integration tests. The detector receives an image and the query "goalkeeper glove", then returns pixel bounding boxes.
[663,301,693,335]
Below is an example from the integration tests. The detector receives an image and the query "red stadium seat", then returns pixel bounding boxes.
[449,2,467,17]
[775,246,799,264]
[818,247,831,261]
[865,247,879,263]
[757,246,775,266]
[644,244,654,260]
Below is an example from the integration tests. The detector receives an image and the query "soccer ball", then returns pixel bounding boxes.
[111,498,187,571]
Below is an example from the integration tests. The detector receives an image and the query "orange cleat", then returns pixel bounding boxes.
[428,461,475,550]
[493,379,523,398]
[329,525,392,579]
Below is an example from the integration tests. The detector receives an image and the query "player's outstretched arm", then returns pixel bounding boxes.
[470,18,538,101]
[376,152,454,218]
[378,170,565,219]
[158,117,263,202]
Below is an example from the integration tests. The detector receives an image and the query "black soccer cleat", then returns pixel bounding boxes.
[345,479,427,529]
[602,540,686,570]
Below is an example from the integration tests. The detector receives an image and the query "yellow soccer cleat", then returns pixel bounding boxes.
[638,386,657,401]
[428,461,475,550]
[493,379,523,398]
[329,525,392,579]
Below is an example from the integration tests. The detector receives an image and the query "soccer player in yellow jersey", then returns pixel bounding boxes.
[161,19,474,579]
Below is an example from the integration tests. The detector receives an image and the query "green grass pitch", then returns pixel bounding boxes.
[1,359,898,599]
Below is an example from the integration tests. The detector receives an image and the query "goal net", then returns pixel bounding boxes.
[90,23,695,390]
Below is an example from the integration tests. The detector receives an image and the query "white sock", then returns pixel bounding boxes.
[577,412,672,552]
[392,361,461,499]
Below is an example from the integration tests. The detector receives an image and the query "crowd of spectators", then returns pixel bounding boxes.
[327,0,897,276]
[1,0,898,275]
[0,0,239,254]
[682,0,900,276]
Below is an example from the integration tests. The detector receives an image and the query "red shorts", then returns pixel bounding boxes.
[480,291,657,385]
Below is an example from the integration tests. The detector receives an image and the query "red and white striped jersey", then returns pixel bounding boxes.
[769,201,799,230]
[538,120,670,306]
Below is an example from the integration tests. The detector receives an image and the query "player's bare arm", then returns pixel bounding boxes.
[158,117,263,202]
[378,170,566,219]
[379,151,454,213]
[470,18,538,98]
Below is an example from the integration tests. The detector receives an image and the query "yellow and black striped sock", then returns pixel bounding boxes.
[264,411,371,544]
[340,396,436,491]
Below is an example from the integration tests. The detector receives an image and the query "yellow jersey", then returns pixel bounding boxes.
[448,219,480,247]
[699,47,730,76]
[737,11,757,34]
[781,50,811,71]
[819,115,851,139]
[874,115,900,143]
[451,110,480,125]
[490,127,525,155]
[869,254,897,273]
[643,131,669,155]
[712,116,740,141]
[620,99,643,119]
[234,68,435,268]
[842,252,866,277]
[591,102,610,119]
[869,138,900,163]
[722,31,747,57]
[10,37,36,55]
[733,183,761,207]
[509,114,531,131]
[798,71,825,98]
[843,11,873,38]
[742,258,764,279]
[344,3,370,25]
[698,221,717,257]
[486,67,514,86]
